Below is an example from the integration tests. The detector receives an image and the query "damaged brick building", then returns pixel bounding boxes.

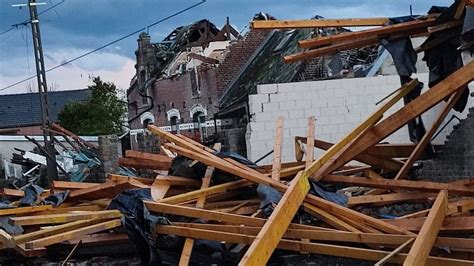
[126,18,270,147]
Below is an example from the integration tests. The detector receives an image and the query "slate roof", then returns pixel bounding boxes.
[0,89,90,129]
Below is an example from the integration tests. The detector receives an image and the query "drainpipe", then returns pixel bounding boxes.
[128,77,156,124]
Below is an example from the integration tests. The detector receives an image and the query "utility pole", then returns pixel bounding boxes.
[13,0,58,184]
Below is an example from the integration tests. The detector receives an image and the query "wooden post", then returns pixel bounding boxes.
[271,116,285,181]
[403,190,448,266]
[239,171,310,265]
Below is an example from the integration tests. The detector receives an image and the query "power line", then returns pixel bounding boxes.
[1,0,207,92]
[0,0,65,36]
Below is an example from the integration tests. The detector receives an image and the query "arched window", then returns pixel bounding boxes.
[170,116,179,133]
[140,112,155,128]
[166,109,181,133]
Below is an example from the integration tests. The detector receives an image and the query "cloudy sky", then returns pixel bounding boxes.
[0,0,451,95]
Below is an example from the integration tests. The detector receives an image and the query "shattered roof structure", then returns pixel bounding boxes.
[0,89,90,129]
[218,21,380,111]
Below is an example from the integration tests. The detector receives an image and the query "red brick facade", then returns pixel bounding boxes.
[127,29,271,131]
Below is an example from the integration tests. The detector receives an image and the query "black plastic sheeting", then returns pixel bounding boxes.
[462,7,474,43]
[43,191,70,207]
[19,184,44,206]
[169,151,257,184]
[256,181,348,219]
[108,188,167,266]
[422,1,470,113]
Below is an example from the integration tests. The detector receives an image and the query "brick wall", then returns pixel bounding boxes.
[216,29,271,94]
[246,73,474,165]
[419,106,474,182]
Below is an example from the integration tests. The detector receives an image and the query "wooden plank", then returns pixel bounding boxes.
[305,117,315,171]
[395,91,463,180]
[347,192,437,207]
[159,180,251,204]
[285,36,379,63]
[323,175,474,196]
[24,219,121,249]
[9,210,121,226]
[155,226,474,265]
[172,222,474,251]
[376,239,414,266]
[0,229,14,249]
[125,150,173,163]
[118,157,171,170]
[0,205,52,216]
[298,18,435,48]
[13,219,99,245]
[0,188,25,197]
[51,181,98,192]
[239,171,310,265]
[296,137,404,171]
[454,0,466,19]
[386,216,474,232]
[271,116,285,181]
[150,182,171,201]
[302,80,418,182]
[179,142,221,266]
[251,18,389,29]
[404,190,448,266]
[315,61,474,179]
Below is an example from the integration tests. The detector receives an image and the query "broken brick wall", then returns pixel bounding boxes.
[419,104,474,182]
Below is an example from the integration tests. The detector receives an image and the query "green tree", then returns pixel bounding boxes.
[58,77,127,135]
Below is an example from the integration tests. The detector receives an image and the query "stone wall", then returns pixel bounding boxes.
[246,74,474,165]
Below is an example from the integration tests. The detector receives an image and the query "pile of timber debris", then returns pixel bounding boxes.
[1,1,474,265]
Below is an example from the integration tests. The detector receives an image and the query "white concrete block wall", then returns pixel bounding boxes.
[246,73,474,165]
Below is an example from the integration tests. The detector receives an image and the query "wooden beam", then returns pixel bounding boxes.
[125,150,173,163]
[386,216,474,233]
[394,91,463,180]
[302,80,418,182]
[315,61,474,179]
[305,117,315,171]
[0,188,25,197]
[172,222,474,251]
[322,175,474,196]
[159,180,251,204]
[118,157,171,170]
[51,181,98,192]
[251,18,389,29]
[0,205,52,216]
[404,190,448,266]
[13,219,99,245]
[347,192,437,207]
[271,116,285,181]
[9,210,121,226]
[24,219,121,249]
[285,36,379,63]
[296,137,404,171]
[298,18,435,49]
[239,171,310,265]
[376,239,414,266]
[155,225,474,265]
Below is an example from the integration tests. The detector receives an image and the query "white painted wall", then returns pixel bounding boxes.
[246,73,474,165]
